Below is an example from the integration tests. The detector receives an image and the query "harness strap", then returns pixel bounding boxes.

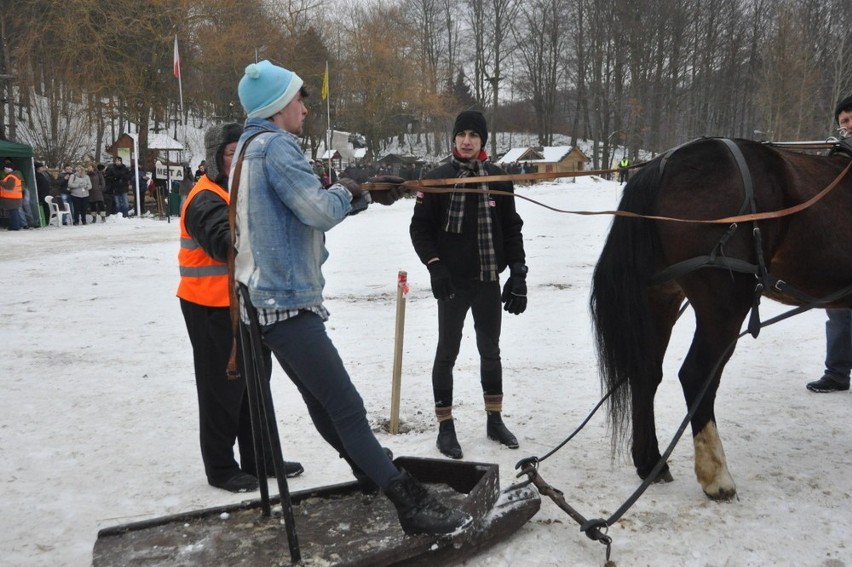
[649,255,760,286]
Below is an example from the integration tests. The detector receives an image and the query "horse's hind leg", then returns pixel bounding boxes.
[631,284,684,483]
[679,275,753,500]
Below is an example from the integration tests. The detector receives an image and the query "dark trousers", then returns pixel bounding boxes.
[825,308,852,383]
[432,279,503,407]
[70,195,88,224]
[262,311,398,489]
[180,299,271,483]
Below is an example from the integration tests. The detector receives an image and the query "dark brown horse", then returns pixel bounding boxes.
[590,138,852,500]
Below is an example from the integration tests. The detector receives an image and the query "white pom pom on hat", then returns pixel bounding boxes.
[238,60,303,119]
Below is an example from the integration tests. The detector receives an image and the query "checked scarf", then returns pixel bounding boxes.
[443,154,498,282]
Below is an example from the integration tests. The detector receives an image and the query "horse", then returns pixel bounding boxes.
[589,137,852,500]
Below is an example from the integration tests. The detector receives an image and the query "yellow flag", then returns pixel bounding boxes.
[321,62,329,100]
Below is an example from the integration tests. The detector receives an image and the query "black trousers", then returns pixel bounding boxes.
[432,279,503,407]
[180,299,271,483]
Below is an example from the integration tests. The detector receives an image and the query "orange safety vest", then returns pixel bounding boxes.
[176,176,230,307]
[0,173,23,201]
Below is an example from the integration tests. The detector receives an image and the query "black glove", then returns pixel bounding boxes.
[501,265,528,315]
[336,177,363,199]
[427,260,455,301]
[367,175,409,205]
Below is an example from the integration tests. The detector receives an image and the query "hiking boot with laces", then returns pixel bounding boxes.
[384,470,473,535]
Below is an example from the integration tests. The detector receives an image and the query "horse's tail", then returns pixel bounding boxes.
[590,161,665,452]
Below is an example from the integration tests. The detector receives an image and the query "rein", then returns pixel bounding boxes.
[363,158,852,225]
[224,132,263,379]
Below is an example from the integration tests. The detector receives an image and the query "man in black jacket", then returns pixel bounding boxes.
[104,156,131,217]
[409,110,528,459]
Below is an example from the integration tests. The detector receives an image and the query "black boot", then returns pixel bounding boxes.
[384,470,473,535]
[436,420,463,459]
[486,412,519,449]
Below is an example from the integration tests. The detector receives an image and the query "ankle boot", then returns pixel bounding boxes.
[486,412,519,449]
[384,470,472,535]
[437,420,463,459]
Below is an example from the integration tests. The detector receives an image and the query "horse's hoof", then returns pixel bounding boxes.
[704,485,737,501]
[638,466,674,484]
[653,469,674,484]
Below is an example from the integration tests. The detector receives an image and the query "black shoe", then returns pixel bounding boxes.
[806,375,850,393]
[352,448,394,495]
[259,460,305,479]
[437,420,463,459]
[384,470,473,536]
[209,472,259,493]
[486,412,519,449]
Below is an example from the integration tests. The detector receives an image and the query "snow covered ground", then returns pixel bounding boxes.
[1,177,850,566]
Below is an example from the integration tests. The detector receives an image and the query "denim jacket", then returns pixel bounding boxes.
[233,118,353,310]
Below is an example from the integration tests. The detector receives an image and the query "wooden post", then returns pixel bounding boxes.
[389,271,408,434]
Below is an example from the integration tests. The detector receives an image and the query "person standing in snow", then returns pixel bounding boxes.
[409,110,528,460]
[232,59,469,536]
[805,95,852,394]
[67,164,92,225]
[104,156,131,217]
[178,122,304,493]
[86,163,106,222]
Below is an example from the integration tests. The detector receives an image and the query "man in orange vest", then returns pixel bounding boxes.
[1,160,23,231]
[177,123,303,493]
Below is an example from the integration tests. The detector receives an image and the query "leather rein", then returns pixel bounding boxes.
[364,158,852,226]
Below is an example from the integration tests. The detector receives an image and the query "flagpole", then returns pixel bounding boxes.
[323,61,331,179]
[174,35,184,123]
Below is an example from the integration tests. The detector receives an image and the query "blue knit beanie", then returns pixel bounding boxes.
[238,60,304,119]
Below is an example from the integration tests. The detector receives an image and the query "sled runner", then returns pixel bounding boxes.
[92,456,540,566]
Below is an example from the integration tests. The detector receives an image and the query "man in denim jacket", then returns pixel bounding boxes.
[231,60,471,536]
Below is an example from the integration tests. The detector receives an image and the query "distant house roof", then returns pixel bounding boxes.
[124,132,184,151]
[320,149,342,160]
[495,146,588,165]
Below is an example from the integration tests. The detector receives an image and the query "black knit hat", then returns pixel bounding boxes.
[452,110,488,146]
[835,96,852,123]
[204,123,243,184]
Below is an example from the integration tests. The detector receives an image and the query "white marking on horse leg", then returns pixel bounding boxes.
[693,421,737,500]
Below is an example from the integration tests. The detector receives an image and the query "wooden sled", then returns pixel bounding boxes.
[92,456,540,566]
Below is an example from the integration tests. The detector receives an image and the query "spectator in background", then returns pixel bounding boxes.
[34,162,53,223]
[104,156,131,217]
[1,159,23,230]
[87,163,106,222]
[67,164,91,225]
[194,160,206,181]
[178,164,193,212]
[618,156,630,184]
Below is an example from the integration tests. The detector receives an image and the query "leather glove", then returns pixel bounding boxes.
[427,260,455,301]
[367,175,409,205]
[501,264,528,314]
[336,177,363,199]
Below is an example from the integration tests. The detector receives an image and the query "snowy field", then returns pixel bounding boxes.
[1,177,849,566]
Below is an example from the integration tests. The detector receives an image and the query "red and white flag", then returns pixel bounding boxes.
[173,35,181,80]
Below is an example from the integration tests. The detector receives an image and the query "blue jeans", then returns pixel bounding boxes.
[261,311,398,489]
[114,193,129,217]
[825,309,852,385]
